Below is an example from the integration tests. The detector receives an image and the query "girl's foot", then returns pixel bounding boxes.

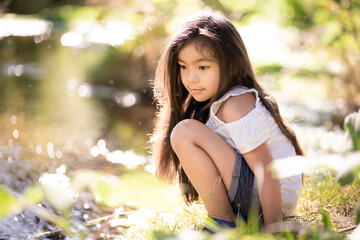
[202,217,237,233]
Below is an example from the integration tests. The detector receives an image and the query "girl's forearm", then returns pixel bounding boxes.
[242,143,283,230]
[257,169,283,229]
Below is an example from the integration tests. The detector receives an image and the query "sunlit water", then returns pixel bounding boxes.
[0,13,157,239]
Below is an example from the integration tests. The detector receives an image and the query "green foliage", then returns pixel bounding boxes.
[339,110,360,230]
[356,202,360,225]
[256,64,283,75]
[71,170,183,211]
[337,165,360,186]
[344,110,360,151]
[23,184,44,205]
[280,0,360,109]
[321,209,332,229]
[0,185,44,220]
[153,230,176,240]
[283,0,314,29]
[0,188,22,218]
[217,0,257,12]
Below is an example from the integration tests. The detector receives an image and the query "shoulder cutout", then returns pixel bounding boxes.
[216,92,256,123]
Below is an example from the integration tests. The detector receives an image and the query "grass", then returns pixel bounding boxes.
[298,171,360,231]
[1,105,360,239]
[138,170,360,240]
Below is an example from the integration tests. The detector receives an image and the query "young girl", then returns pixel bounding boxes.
[150,12,303,231]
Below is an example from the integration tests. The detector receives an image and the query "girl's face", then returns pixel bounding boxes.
[178,43,220,102]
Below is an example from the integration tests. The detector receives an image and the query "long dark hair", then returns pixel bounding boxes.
[150,12,304,203]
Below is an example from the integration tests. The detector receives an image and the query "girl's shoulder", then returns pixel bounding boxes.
[217,89,256,123]
[215,86,260,105]
[212,86,260,114]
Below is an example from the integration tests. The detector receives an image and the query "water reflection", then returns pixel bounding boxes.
[0,14,52,39]
[0,11,156,208]
[61,20,133,48]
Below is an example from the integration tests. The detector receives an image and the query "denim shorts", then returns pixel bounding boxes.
[228,151,262,221]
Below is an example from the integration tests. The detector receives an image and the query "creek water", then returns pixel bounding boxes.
[0,21,156,239]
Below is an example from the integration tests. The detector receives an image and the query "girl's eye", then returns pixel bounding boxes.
[199,66,209,70]
[179,65,186,69]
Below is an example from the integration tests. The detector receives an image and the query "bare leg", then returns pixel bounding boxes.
[170,119,236,222]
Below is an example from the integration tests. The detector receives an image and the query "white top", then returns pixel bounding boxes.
[206,86,302,216]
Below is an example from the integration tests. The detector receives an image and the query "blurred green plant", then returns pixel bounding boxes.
[71,170,183,210]
[339,110,360,228]
[0,188,22,217]
[344,109,360,151]
[283,0,360,112]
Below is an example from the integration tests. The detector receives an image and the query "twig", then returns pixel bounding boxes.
[338,225,357,233]
[27,230,62,239]
[83,211,135,226]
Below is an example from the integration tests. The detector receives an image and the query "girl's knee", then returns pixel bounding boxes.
[170,119,201,150]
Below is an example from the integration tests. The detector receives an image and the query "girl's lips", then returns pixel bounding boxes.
[190,88,203,94]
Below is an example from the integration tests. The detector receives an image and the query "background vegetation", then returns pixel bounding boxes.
[0,0,359,239]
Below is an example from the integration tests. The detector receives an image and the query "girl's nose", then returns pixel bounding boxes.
[188,71,199,83]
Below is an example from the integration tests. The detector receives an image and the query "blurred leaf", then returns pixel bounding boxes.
[113,172,183,210]
[58,5,107,21]
[0,188,22,218]
[283,0,314,29]
[23,184,44,205]
[217,0,257,12]
[320,21,342,46]
[293,68,333,78]
[270,153,360,179]
[313,8,333,24]
[71,170,183,211]
[153,230,176,240]
[269,155,314,178]
[337,164,360,186]
[356,200,360,225]
[203,216,221,232]
[256,64,283,75]
[321,209,332,229]
[344,110,360,151]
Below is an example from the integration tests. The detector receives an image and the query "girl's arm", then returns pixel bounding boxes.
[217,93,283,229]
[243,143,283,229]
